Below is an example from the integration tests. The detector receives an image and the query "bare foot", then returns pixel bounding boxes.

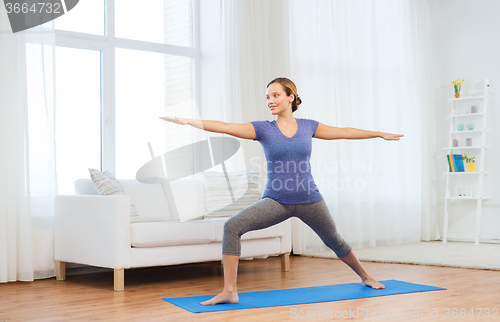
[362,277,385,289]
[200,290,239,305]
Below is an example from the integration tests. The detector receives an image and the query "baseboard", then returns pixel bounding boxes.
[442,234,500,244]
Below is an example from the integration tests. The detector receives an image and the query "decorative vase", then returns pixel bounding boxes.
[466,163,476,172]
[455,93,460,98]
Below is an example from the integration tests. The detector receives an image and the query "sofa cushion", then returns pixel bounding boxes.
[74,179,98,195]
[103,170,140,223]
[130,221,215,247]
[168,177,206,221]
[203,169,261,219]
[88,168,140,223]
[208,217,285,242]
[120,180,172,222]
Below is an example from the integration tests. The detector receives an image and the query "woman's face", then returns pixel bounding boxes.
[266,83,294,115]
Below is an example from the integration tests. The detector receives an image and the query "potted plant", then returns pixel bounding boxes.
[461,154,476,172]
[452,78,464,98]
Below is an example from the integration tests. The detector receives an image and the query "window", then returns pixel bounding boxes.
[115,49,193,178]
[55,0,105,35]
[115,0,192,46]
[55,0,198,193]
[55,47,101,194]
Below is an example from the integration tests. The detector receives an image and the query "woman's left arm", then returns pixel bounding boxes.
[314,122,404,141]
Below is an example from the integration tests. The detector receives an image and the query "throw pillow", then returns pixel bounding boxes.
[88,168,140,223]
[203,169,260,219]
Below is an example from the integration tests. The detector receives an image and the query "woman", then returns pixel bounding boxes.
[160,77,404,306]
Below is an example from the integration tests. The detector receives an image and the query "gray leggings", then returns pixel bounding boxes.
[222,197,352,258]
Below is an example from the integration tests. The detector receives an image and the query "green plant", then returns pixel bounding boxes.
[461,154,475,163]
[452,78,464,94]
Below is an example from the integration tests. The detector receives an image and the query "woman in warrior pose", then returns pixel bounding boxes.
[160,77,403,305]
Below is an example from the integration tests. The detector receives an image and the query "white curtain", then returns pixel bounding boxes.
[290,0,439,253]
[221,0,291,178]
[222,0,439,254]
[0,8,57,282]
[411,0,440,242]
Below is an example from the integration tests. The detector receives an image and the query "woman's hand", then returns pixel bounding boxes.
[159,116,189,125]
[380,132,404,141]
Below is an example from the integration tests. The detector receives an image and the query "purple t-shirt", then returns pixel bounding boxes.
[250,118,323,204]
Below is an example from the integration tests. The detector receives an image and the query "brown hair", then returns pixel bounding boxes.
[267,77,302,113]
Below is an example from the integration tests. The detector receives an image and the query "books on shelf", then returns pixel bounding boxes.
[447,154,465,172]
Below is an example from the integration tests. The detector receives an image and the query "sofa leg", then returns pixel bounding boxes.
[281,252,290,272]
[114,269,124,291]
[56,261,66,281]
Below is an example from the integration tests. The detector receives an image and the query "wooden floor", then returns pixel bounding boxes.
[1,255,499,321]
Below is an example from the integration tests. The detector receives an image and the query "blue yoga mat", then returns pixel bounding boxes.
[163,279,446,313]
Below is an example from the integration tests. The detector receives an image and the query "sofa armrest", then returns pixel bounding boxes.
[55,195,131,269]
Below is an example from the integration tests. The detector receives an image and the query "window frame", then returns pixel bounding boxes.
[54,0,200,174]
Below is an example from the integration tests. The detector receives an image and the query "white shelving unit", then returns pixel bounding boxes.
[442,78,491,245]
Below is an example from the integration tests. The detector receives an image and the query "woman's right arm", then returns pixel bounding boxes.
[160,116,256,140]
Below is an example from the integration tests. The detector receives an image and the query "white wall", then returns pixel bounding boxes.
[429,0,500,242]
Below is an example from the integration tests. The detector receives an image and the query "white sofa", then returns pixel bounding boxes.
[54,176,291,291]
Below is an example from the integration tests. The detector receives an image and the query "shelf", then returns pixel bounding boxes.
[444,172,489,175]
[443,146,489,150]
[450,130,486,134]
[443,79,491,246]
[448,96,485,101]
[445,197,490,200]
[447,113,486,118]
